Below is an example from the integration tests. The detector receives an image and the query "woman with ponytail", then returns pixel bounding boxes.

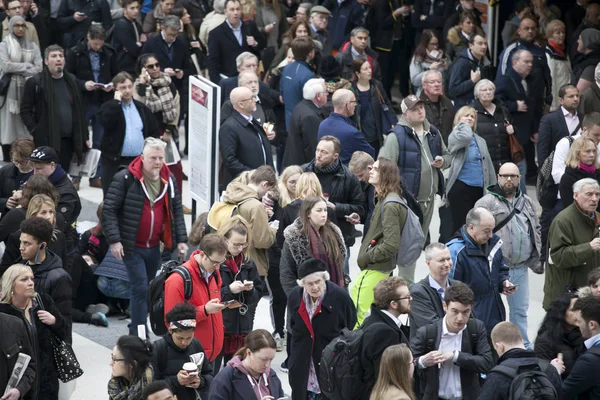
[108,335,154,400]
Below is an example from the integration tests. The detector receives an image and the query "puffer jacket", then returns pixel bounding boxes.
[0,313,36,400]
[279,218,347,295]
[544,203,600,310]
[103,156,188,253]
[474,100,512,172]
[474,184,541,268]
[222,183,275,276]
[447,48,493,110]
[448,228,509,334]
[445,122,496,206]
[357,192,407,272]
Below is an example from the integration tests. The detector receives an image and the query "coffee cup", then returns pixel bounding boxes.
[183,362,198,376]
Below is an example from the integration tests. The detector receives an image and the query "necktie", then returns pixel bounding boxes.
[437,287,445,303]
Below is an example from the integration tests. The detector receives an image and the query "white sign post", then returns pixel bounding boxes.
[188,75,221,217]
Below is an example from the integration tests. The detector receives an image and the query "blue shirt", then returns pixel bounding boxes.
[120,101,145,157]
[457,136,484,187]
[88,46,101,82]
[226,19,243,46]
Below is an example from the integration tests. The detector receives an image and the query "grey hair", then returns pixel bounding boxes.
[595,62,600,82]
[511,49,531,63]
[236,52,258,68]
[303,78,326,100]
[297,270,330,286]
[573,178,600,194]
[424,242,448,261]
[238,69,258,85]
[213,0,227,13]
[422,69,442,83]
[465,207,493,227]
[298,2,313,12]
[350,27,369,37]
[161,15,181,30]
[143,137,167,153]
[474,79,495,99]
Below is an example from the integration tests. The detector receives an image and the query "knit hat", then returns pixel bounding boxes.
[298,258,327,279]
[319,56,342,79]
[580,28,600,51]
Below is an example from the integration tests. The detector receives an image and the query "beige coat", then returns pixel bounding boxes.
[1,20,39,48]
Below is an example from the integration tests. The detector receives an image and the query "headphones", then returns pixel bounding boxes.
[39,243,46,250]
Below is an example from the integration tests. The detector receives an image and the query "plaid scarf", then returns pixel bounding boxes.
[143,73,178,124]
[108,367,153,400]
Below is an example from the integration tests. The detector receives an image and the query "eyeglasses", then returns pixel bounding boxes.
[498,174,520,180]
[394,295,413,302]
[13,24,27,29]
[111,355,125,363]
[145,63,160,69]
[228,241,248,249]
[240,97,257,103]
[423,80,442,85]
[206,254,226,266]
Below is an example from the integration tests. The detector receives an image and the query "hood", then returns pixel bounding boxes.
[226,355,273,393]
[397,114,432,134]
[128,155,172,182]
[457,47,490,67]
[447,26,465,46]
[485,183,522,201]
[32,250,63,274]
[47,164,67,185]
[222,182,259,204]
[497,348,537,364]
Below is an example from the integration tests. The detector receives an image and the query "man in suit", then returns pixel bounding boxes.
[360,276,410,400]
[309,5,332,55]
[409,243,457,339]
[219,86,274,187]
[282,78,329,169]
[495,49,535,194]
[410,282,494,400]
[141,15,190,93]
[563,295,600,399]
[112,0,146,75]
[206,0,264,83]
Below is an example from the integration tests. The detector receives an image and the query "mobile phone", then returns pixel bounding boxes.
[77,11,86,15]
[505,285,519,291]
[222,299,236,305]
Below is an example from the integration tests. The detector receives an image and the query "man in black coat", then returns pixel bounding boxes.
[66,24,119,188]
[218,52,279,105]
[562,296,600,400]
[97,71,160,194]
[206,0,264,83]
[0,139,34,212]
[411,0,453,41]
[410,283,494,400]
[112,0,146,75]
[219,86,274,188]
[103,137,188,336]
[360,276,410,400]
[335,27,382,82]
[56,0,112,48]
[409,242,458,339]
[478,321,562,400]
[442,0,482,40]
[0,312,36,400]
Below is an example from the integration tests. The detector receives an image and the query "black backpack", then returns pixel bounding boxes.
[147,260,193,336]
[536,136,574,208]
[491,360,558,400]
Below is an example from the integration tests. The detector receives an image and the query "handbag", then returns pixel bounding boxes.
[508,134,525,163]
[36,295,84,382]
[0,72,12,109]
[374,85,398,131]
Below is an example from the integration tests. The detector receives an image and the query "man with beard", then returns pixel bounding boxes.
[360,276,411,400]
[474,162,541,350]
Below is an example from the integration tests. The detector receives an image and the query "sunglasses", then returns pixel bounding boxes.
[145,63,160,69]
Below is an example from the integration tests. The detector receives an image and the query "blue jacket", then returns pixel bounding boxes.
[447,227,509,334]
[320,0,364,50]
[281,60,315,129]
[447,48,493,110]
[317,112,375,165]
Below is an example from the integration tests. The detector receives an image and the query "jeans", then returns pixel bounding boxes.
[517,159,527,195]
[508,264,531,349]
[123,246,161,335]
[85,103,104,180]
[97,276,131,299]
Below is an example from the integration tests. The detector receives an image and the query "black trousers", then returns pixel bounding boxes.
[266,266,287,336]
[377,37,412,99]
[59,137,74,173]
[101,155,137,195]
[70,254,103,323]
[448,180,484,233]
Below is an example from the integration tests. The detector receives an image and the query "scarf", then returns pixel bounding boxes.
[143,73,178,124]
[107,367,153,400]
[580,162,597,174]
[548,40,565,57]
[314,158,340,174]
[308,224,343,287]
[5,16,35,114]
[43,68,85,162]
[225,253,243,275]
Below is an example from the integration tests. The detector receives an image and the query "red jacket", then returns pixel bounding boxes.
[164,251,224,361]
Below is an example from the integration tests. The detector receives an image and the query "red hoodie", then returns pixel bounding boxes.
[128,157,175,249]
[164,251,224,361]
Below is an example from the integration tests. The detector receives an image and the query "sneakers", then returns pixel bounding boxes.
[280,360,288,373]
[86,303,110,315]
[274,333,284,352]
[90,312,108,327]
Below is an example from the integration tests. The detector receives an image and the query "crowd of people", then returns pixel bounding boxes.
[0,0,600,399]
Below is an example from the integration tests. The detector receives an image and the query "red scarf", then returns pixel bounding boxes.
[225,254,243,275]
[548,40,565,57]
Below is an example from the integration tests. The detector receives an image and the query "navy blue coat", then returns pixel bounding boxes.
[494,68,536,146]
[317,113,375,165]
[536,108,583,169]
[281,60,315,129]
[141,34,191,91]
[320,0,364,50]
[112,17,145,76]
[562,344,600,400]
[447,227,510,334]
[447,48,493,110]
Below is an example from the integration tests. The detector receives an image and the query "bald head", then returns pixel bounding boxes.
[332,89,356,117]
[497,162,520,197]
[466,207,495,246]
[231,86,255,115]
[499,162,519,175]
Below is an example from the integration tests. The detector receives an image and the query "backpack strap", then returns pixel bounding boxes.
[425,323,437,355]
[156,338,169,377]
[491,364,518,379]
[466,319,478,355]
[175,266,193,300]
[380,196,406,220]
[493,196,526,233]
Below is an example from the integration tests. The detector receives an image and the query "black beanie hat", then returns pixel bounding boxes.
[298,258,327,279]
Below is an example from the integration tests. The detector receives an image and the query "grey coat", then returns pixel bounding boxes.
[445,122,496,205]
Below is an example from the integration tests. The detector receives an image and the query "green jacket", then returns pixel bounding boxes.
[357,192,407,272]
[544,203,600,310]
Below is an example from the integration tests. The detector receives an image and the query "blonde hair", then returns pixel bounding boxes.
[565,137,599,169]
[232,170,254,185]
[278,166,303,207]
[216,215,252,258]
[545,19,565,39]
[295,172,323,199]
[1,264,35,304]
[26,194,58,240]
[370,344,416,400]
[453,105,478,128]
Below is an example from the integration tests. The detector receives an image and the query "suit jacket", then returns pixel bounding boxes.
[141,34,191,90]
[494,68,536,146]
[207,20,264,83]
[562,343,600,400]
[219,111,274,186]
[282,99,329,169]
[112,17,144,75]
[409,276,459,339]
[537,108,583,169]
[410,318,494,400]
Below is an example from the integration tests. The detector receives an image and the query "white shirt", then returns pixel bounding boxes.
[381,310,404,329]
[437,316,464,400]
[562,107,581,136]
[551,133,600,187]
[584,332,600,349]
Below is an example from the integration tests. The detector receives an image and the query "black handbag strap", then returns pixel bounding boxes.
[36,294,45,311]
[493,196,526,233]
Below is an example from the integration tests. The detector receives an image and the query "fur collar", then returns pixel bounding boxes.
[283,219,347,265]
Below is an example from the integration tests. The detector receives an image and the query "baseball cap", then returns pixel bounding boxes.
[29,146,60,164]
[401,95,425,113]
[310,5,331,16]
